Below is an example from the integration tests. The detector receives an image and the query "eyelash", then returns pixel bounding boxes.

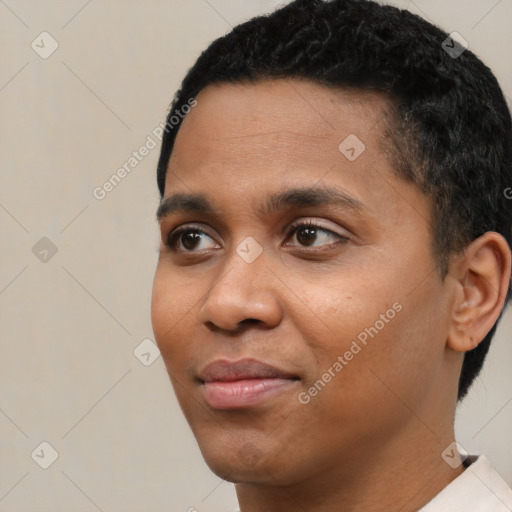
[164,219,348,253]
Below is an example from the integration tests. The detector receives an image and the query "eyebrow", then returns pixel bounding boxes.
[156,186,366,221]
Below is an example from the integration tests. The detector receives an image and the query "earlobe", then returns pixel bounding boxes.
[447,232,511,353]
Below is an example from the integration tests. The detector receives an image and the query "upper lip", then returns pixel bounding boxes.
[198,358,299,383]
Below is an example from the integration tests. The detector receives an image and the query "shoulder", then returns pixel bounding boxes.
[419,455,512,512]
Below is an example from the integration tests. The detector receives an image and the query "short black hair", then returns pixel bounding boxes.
[156,0,512,400]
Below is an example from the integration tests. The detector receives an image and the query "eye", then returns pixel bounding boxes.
[165,225,219,252]
[284,219,348,249]
[163,219,348,254]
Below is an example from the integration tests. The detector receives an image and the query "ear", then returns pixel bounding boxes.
[447,232,511,353]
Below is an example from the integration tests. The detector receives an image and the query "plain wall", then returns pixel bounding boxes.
[1,1,511,510]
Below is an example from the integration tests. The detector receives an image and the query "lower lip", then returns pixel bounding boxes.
[202,378,298,409]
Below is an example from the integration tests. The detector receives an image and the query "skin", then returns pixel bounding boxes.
[151,79,511,512]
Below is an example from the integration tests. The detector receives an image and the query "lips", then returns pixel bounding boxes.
[199,358,297,382]
[197,358,300,410]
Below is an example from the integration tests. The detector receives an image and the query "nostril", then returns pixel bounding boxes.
[240,318,261,326]
[204,319,260,333]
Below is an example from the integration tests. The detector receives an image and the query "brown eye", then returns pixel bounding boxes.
[166,227,219,252]
[295,225,320,246]
[285,220,347,249]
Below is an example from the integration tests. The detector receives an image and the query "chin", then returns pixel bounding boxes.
[193,431,285,484]
[200,448,271,484]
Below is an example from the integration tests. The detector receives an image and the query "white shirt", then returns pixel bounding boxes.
[419,455,512,511]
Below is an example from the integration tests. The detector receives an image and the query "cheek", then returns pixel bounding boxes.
[287,308,428,456]
[353,283,451,407]
[287,267,445,406]
[151,267,173,343]
[150,265,196,362]
[282,269,398,356]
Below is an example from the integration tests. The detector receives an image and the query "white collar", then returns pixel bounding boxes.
[419,455,512,511]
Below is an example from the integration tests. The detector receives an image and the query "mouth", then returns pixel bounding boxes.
[197,358,301,410]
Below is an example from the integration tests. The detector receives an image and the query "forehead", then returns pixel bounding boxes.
[162,79,430,235]
[169,79,392,171]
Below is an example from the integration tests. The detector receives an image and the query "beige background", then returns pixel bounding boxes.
[0,1,511,511]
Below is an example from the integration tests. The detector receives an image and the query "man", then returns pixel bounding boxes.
[151,0,512,510]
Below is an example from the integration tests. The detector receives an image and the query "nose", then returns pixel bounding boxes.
[197,244,283,333]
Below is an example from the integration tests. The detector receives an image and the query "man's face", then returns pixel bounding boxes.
[151,80,457,484]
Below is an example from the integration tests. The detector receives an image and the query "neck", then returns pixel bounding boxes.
[235,419,465,512]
